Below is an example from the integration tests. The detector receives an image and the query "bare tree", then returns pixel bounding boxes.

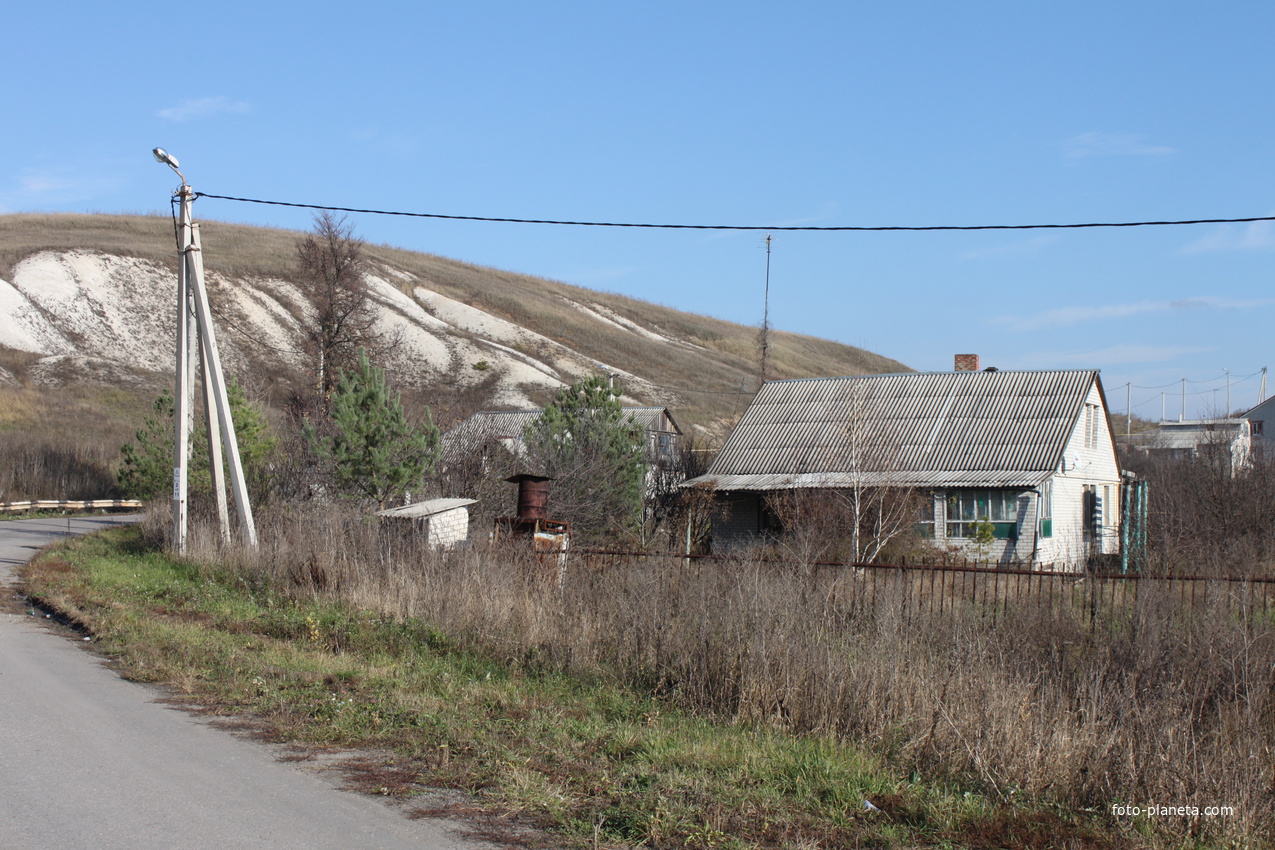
[641,431,715,550]
[764,380,922,564]
[295,212,387,410]
[1123,428,1275,576]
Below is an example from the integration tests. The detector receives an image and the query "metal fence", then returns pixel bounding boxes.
[0,499,144,513]
[569,548,1275,633]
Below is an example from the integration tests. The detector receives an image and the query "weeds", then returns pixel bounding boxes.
[202,508,1273,847]
[23,524,1050,849]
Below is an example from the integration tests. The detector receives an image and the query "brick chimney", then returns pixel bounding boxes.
[954,354,980,372]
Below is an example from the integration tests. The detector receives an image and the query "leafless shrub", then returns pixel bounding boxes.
[1124,444,1275,576]
[0,431,119,501]
[762,486,926,565]
[640,432,715,551]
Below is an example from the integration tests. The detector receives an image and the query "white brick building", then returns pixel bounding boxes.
[377,498,477,549]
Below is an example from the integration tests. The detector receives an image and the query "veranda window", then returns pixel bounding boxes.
[946,489,1019,539]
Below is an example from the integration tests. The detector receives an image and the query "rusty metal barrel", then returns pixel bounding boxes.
[506,474,553,520]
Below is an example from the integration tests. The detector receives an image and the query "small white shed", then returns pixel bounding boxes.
[377,498,477,549]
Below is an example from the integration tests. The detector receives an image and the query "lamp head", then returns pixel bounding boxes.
[152,147,180,169]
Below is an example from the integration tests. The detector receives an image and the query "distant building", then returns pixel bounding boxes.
[440,407,682,469]
[683,361,1124,568]
[1239,395,1274,459]
[1122,419,1252,475]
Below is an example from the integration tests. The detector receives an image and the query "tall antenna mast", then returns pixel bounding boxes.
[759,234,772,384]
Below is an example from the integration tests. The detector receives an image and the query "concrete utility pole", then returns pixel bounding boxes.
[153,148,257,552]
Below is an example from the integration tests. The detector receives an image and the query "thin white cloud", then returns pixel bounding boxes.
[1021,343,1212,367]
[1181,219,1275,253]
[992,296,1275,331]
[158,96,250,122]
[1062,132,1177,160]
[0,167,125,209]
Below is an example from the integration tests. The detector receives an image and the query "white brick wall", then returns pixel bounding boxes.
[425,507,470,548]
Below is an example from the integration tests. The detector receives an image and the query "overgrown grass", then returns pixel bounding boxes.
[22,524,1140,849]
[197,506,1271,848]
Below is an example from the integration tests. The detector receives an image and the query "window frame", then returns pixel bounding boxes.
[945,489,1020,540]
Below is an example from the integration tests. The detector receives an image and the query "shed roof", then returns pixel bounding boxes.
[377,498,478,519]
[686,369,1102,491]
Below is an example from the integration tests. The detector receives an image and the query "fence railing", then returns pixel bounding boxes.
[568,548,1275,631]
[0,499,144,513]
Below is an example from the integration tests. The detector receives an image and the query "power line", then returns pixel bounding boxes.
[1126,369,1262,391]
[195,192,1275,233]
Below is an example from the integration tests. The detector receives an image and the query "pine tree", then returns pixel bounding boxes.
[116,383,278,504]
[523,374,647,536]
[314,349,439,507]
[116,390,177,501]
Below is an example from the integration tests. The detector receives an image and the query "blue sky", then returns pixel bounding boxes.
[4,1,1273,419]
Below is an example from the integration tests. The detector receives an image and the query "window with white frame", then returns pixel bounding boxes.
[1083,403,1100,449]
[914,492,936,538]
[1038,480,1053,538]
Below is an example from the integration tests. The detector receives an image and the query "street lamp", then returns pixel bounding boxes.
[153,148,257,553]
[152,147,182,175]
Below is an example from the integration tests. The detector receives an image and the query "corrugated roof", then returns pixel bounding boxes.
[441,407,680,465]
[686,370,1098,490]
[377,498,478,519]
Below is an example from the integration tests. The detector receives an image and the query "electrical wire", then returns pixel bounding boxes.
[186,192,1272,406]
[195,192,1275,233]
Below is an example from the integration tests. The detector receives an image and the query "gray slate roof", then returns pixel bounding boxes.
[686,369,1102,491]
[441,407,680,466]
[377,498,478,519]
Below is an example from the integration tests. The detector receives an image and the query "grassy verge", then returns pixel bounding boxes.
[24,526,1137,849]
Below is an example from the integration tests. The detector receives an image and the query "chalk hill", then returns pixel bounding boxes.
[0,213,908,435]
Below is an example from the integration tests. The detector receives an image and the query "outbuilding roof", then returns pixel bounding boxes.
[686,369,1103,491]
[376,498,478,519]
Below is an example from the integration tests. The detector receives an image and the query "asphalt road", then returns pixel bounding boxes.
[0,516,498,849]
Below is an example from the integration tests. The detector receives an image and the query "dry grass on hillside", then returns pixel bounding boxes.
[0,345,160,501]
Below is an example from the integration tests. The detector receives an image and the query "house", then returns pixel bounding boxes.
[1240,395,1274,458]
[376,498,477,548]
[440,407,682,469]
[1121,418,1252,475]
[682,362,1124,568]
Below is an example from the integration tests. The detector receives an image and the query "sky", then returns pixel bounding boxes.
[4,1,1273,420]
